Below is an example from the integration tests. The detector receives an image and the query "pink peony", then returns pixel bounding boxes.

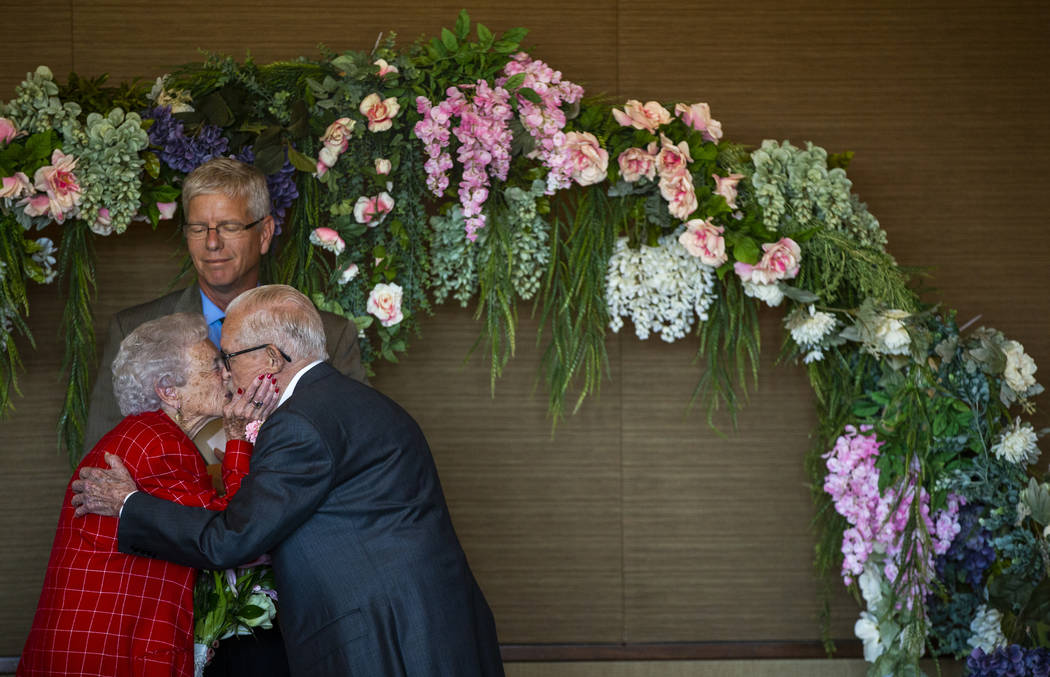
[359,93,400,132]
[156,201,177,221]
[733,237,801,285]
[374,59,399,77]
[678,219,727,266]
[353,192,395,226]
[563,131,608,186]
[309,227,346,255]
[655,134,693,179]
[617,144,657,182]
[19,193,52,218]
[675,102,723,143]
[0,117,18,144]
[612,100,671,133]
[33,149,82,220]
[0,172,32,199]
[659,172,697,220]
[374,157,391,175]
[713,173,745,209]
[367,282,404,327]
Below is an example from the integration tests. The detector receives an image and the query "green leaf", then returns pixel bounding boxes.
[476,23,493,48]
[732,237,760,264]
[353,315,374,330]
[503,73,527,92]
[253,140,286,175]
[143,151,160,179]
[197,92,235,127]
[286,145,317,173]
[491,39,518,54]
[454,10,470,39]
[441,28,459,52]
[517,87,543,105]
[501,27,529,44]
[238,605,265,620]
[24,131,55,162]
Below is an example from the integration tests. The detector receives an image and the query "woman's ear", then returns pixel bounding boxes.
[155,383,180,409]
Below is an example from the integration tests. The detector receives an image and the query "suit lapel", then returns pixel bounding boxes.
[174,283,204,314]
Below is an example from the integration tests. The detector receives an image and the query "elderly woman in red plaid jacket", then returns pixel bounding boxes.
[18,312,279,676]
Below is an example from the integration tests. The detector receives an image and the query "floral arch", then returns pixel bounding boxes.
[0,12,1047,676]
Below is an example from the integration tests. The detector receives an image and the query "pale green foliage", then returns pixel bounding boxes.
[751,140,886,250]
[500,179,550,301]
[1,66,82,138]
[64,109,149,235]
[429,205,478,306]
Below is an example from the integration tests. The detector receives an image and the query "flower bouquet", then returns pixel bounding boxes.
[192,565,278,677]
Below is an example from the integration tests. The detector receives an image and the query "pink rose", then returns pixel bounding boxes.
[374,59,399,77]
[617,144,657,182]
[659,172,697,220]
[734,237,801,285]
[675,102,723,143]
[0,117,18,144]
[315,159,329,178]
[317,146,340,170]
[367,282,404,327]
[611,100,671,133]
[33,149,81,219]
[353,192,395,226]
[322,117,355,156]
[92,208,113,235]
[19,193,52,218]
[655,134,693,179]
[678,219,727,266]
[374,157,391,175]
[713,173,745,209]
[339,262,359,284]
[359,93,400,132]
[156,201,177,221]
[309,227,346,255]
[564,131,608,186]
[0,172,32,199]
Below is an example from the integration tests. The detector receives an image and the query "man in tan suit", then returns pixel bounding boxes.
[85,157,367,451]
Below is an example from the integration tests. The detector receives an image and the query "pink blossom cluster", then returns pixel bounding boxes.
[415,81,514,240]
[823,426,963,601]
[496,53,584,192]
[5,149,83,224]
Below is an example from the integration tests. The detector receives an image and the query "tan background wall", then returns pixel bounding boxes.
[1,0,1047,666]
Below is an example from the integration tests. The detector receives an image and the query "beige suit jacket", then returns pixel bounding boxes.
[83,283,367,452]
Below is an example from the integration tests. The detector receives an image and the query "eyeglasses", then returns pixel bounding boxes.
[219,344,292,372]
[183,217,264,239]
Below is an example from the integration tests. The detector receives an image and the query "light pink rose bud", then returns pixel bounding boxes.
[374,59,399,77]
[359,93,400,133]
[318,145,341,170]
[0,117,18,144]
[0,172,32,199]
[611,100,671,133]
[156,201,177,221]
[322,117,355,155]
[678,219,727,266]
[655,134,693,179]
[353,192,395,225]
[91,208,114,235]
[33,149,81,219]
[367,282,404,327]
[315,159,329,178]
[712,173,745,209]
[19,193,52,218]
[309,227,346,255]
[564,131,608,186]
[734,237,801,285]
[617,145,657,182]
[675,102,723,143]
[339,263,359,284]
[659,172,697,220]
[374,158,391,175]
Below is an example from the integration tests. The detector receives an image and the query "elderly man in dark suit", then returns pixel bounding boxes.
[84,157,366,452]
[72,284,505,677]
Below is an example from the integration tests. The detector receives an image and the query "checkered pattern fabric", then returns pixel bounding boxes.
[18,410,251,676]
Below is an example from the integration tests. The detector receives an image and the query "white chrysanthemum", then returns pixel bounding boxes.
[873,310,910,355]
[741,280,784,307]
[854,611,885,663]
[1002,340,1038,395]
[803,349,824,364]
[786,304,837,347]
[966,604,1006,653]
[606,232,717,342]
[991,418,1041,465]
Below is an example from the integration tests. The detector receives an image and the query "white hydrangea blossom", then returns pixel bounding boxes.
[991,418,1041,466]
[966,604,1006,653]
[606,232,717,342]
[741,280,784,307]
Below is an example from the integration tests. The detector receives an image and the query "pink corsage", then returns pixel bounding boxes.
[245,420,263,444]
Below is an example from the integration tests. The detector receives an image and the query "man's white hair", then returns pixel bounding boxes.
[227,285,327,362]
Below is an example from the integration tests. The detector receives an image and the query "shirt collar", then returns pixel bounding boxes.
[278,360,323,407]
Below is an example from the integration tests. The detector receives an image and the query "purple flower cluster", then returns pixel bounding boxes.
[414,81,514,241]
[935,504,996,591]
[144,106,230,174]
[966,645,1050,677]
[823,426,963,602]
[496,53,584,193]
[235,146,299,235]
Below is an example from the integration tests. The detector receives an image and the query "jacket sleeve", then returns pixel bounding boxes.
[83,315,127,453]
[117,410,334,569]
[131,433,252,510]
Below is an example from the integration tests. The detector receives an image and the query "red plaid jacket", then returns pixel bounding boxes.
[18,410,252,677]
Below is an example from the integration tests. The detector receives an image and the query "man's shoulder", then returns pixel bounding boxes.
[113,286,200,330]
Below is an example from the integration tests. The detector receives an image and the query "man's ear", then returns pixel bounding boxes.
[258,215,275,255]
[154,383,180,409]
[266,345,288,372]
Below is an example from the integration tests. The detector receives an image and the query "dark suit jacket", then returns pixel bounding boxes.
[117,363,504,677]
[84,284,367,450]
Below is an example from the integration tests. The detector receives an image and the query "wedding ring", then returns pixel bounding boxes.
[253,401,263,408]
